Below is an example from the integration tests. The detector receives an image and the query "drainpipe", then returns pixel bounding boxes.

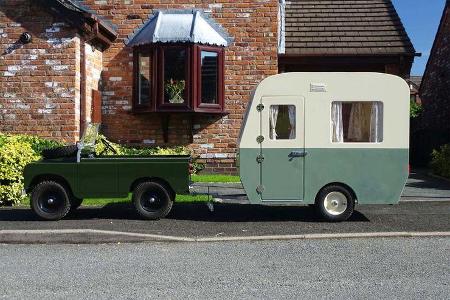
[278,0,286,55]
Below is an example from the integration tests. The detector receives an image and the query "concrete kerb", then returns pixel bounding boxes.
[1,229,449,244]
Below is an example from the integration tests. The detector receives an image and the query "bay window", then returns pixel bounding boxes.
[133,44,225,113]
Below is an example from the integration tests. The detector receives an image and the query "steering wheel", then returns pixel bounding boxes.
[100,137,118,155]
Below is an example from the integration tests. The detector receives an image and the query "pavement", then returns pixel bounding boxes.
[0,238,449,299]
[0,170,449,244]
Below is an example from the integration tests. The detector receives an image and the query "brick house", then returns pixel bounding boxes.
[412,0,450,164]
[1,0,416,173]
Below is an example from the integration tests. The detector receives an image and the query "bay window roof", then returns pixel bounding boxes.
[127,10,232,47]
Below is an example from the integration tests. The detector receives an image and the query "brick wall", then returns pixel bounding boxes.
[420,5,450,133]
[0,0,81,143]
[410,3,450,166]
[80,0,279,173]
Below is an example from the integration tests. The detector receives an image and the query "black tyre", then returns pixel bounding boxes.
[42,144,78,159]
[30,181,71,221]
[132,182,173,220]
[70,197,83,210]
[315,185,355,222]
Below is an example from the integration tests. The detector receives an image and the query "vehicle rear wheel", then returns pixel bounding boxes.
[132,182,173,220]
[315,185,355,222]
[30,181,71,221]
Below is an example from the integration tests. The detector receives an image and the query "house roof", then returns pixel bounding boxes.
[127,10,232,47]
[284,0,417,56]
[43,0,117,49]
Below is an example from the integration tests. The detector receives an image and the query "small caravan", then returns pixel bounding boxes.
[238,72,410,221]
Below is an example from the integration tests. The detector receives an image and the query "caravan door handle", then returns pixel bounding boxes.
[289,150,308,158]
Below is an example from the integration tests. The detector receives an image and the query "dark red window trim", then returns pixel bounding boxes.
[194,45,224,112]
[132,43,225,114]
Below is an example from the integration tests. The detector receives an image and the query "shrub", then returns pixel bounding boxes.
[430,144,450,179]
[0,134,41,205]
[95,134,190,156]
[410,100,422,118]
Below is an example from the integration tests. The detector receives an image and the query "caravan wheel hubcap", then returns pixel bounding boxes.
[324,192,347,215]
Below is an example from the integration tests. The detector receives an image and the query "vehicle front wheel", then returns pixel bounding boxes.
[315,185,355,222]
[30,181,71,221]
[132,182,173,220]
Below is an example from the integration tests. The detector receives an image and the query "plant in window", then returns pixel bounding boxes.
[164,79,186,104]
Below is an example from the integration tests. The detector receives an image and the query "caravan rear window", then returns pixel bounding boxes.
[331,101,383,143]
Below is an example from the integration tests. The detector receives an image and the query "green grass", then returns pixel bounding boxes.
[19,193,210,207]
[191,174,240,183]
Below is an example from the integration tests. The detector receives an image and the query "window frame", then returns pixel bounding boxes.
[157,44,192,111]
[132,46,157,112]
[194,45,224,112]
[132,43,225,114]
[330,100,384,144]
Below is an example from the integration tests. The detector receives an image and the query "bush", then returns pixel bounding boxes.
[430,144,450,179]
[0,134,43,205]
[95,134,190,156]
[410,100,422,118]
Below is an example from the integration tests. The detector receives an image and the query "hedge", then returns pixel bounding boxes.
[0,134,62,206]
[430,144,450,179]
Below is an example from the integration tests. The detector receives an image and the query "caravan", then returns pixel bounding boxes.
[239,73,410,221]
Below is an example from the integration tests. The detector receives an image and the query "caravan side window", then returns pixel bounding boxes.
[331,101,383,143]
[269,105,296,140]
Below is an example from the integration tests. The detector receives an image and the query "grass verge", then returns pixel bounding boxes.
[19,193,210,207]
[191,174,240,183]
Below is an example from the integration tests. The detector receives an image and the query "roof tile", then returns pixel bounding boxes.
[284,0,416,56]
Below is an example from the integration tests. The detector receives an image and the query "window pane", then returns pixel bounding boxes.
[138,53,151,105]
[269,105,296,140]
[201,51,218,104]
[164,48,186,104]
[331,101,383,143]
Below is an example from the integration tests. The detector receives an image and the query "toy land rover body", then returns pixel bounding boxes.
[238,72,409,220]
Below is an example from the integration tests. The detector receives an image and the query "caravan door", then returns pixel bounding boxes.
[259,96,305,201]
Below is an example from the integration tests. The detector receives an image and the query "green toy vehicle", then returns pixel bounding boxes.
[23,124,191,221]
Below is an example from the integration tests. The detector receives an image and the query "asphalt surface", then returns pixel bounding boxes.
[0,238,449,299]
[0,202,449,241]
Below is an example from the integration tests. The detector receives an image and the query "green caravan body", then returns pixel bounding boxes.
[238,72,410,206]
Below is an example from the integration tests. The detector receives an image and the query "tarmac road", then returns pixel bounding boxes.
[0,202,449,243]
[0,237,449,299]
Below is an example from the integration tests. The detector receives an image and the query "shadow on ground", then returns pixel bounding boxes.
[406,172,450,191]
[0,203,370,223]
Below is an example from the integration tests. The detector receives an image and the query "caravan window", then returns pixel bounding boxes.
[269,105,296,140]
[331,101,383,143]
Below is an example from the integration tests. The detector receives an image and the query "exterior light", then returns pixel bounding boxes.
[20,32,32,44]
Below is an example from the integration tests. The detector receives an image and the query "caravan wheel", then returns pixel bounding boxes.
[315,185,355,222]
